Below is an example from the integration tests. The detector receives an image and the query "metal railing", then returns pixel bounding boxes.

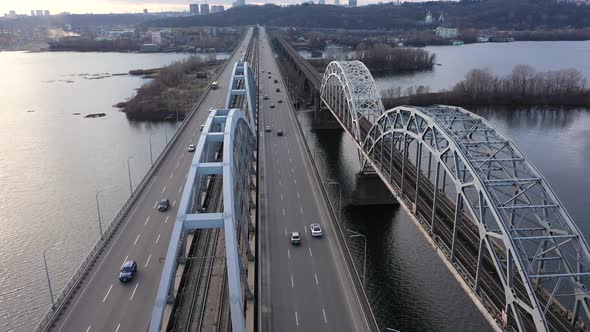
[33,29,250,332]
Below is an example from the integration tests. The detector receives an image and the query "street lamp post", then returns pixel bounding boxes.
[326,179,342,223]
[127,154,135,196]
[149,134,154,165]
[42,242,62,309]
[347,229,367,287]
[95,191,104,238]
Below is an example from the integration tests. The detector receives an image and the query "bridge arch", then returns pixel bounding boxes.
[320,61,590,331]
[320,61,384,144]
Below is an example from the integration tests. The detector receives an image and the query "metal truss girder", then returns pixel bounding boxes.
[150,61,257,332]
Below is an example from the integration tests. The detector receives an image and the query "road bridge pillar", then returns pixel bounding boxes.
[350,172,397,206]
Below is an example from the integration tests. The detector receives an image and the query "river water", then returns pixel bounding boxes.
[1,42,590,331]
[300,41,590,331]
[0,51,228,331]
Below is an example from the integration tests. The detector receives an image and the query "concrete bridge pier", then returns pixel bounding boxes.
[350,172,397,206]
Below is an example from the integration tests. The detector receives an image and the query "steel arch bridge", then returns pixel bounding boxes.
[320,61,590,331]
[150,61,257,332]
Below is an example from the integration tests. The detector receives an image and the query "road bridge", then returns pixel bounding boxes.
[34,28,256,332]
[320,60,590,331]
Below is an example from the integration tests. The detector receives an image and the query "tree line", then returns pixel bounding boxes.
[382,65,590,108]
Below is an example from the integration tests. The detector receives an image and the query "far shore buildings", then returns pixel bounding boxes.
[436,26,459,39]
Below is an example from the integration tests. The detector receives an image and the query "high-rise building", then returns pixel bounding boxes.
[334,0,340,5]
[44,10,50,16]
[143,9,148,14]
[190,4,199,14]
[211,5,225,13]
[233,0,246,6]
[318,0,325,4]
[35,10,43,16]
[348,0,357,6]
[200,3,210,15]
[30,10,35,16]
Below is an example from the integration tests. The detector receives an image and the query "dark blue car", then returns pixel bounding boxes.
[119,259,137,282]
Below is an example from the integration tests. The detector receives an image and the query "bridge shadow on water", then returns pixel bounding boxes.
[298,110,493,332]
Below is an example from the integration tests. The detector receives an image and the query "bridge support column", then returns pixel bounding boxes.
[350,172,396,206]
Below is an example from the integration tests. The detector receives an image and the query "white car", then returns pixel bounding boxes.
[290,232,301,245]
[310,223,323,237]
[263,95,269,100]
[265,126,271,132]
[187,144,196,152]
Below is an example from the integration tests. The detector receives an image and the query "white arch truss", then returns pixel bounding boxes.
[362,105,590,331]
[320,60,384,143]
[319,60,590,331]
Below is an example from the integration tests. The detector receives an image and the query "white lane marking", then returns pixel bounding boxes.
[172,200,176,207]
[164,216,169,224]
[304,225,307,233]
[279,179,282,186]
[115,323,121,332]
[178,186,183,193]
[295,312,299,326]
[130,282,139,301]
[86,326,91,332]
[277,169,280,175]
[287,249,291,260]
[322,308,328,324]
[185,173,188,180]
[291,275,294,288]
[282,209,285,216]
[300,207,304,215]
[291,168,295,173]
[169,172,174,179]
[180,152,185,159]
[289,158,292,164]
[284,227,287,236]
[153,201,158,209]
[156,234,161,244]
[309,248,313,257]
[102,284,113,302]
[161,186,166,194]
[297,192,300,199]
[294,179,297,185]
[122,255,129,265]
[133,234,140,246]
[144,216,150,225]
[315,273,319,285]
[280,194,283,200]
[145,254,152,268]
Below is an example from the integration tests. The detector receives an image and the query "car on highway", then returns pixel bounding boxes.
[119,259,137,282]
[200,125,205,131]
[268,71,271,74]
[278,100,283,103]
[290,232,301,245]
[270,103,275,108]
[274,79,278,83]
[265,125,272,132]
[158,199,170,212]
[187,144,196,152]
[268,76,271,79]
[277,130,283,136]
[263,95,269,100]
[310,223,323,237]
[276,88,280,92]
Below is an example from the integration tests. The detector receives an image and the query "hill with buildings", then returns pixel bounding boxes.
[146,0,590,31]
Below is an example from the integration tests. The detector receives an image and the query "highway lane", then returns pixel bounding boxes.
[258,27,370,331]
[52,29,254,332]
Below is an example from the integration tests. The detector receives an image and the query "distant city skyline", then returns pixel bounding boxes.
[0,0,432,15]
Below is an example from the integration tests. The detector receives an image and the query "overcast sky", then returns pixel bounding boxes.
[1,0,429,15]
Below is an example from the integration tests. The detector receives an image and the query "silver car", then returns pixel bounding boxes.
[310,223,323,237]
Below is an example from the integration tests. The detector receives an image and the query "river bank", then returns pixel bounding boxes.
[118,56,219,121]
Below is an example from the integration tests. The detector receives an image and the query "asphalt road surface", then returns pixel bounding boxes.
[257,27,371,332]
[51,29,254,332]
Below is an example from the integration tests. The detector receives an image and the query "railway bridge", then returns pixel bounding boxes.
[320,60,590,331]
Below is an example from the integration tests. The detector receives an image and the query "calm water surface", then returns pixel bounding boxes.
[0,51,228,331]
